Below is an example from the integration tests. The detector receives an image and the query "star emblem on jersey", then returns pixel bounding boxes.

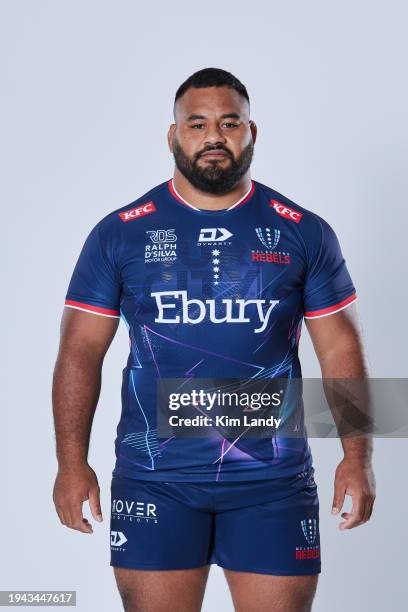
[301,518,317,545]
[212,250,221,285]
[196,233,233,284]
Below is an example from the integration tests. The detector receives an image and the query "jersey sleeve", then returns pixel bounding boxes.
[64,222,121,318]
[303,216,357,319]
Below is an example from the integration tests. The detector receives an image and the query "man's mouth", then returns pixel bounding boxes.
[200,149,230,159]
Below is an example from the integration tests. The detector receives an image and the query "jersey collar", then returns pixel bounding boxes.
[167,178,256,213]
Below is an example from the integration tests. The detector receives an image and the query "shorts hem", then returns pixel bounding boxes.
[110,560,212,571]
[217,562,321,576]
[111,559,321,575]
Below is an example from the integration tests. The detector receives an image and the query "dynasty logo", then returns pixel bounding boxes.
[151,290,279,334]
[110,530,128,551]
[198,228,233,246]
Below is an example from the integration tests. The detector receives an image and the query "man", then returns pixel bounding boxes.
[53,68,376,611]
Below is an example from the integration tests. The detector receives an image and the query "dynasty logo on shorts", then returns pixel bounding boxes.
[110,530,128,551]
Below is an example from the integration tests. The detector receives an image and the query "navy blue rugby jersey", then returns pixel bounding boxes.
[64,179,357,482]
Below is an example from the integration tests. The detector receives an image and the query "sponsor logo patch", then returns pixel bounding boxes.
[270,200,303,223]
[145,229,177,264]
[111,498,159,524]
[151,290,280,334]
[118,201,157,222]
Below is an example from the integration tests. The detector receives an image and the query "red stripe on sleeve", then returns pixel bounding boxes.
[304,293,357,318]
[64,299,120,317]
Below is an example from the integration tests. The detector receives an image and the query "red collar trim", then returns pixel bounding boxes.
[167,179,255,211]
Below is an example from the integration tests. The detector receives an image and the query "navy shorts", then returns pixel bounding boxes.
[110,468,321,576]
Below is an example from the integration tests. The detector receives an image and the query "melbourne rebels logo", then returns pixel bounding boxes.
[301,518,317,545]
[295,518,320,560]
[252,227,291,265]
[255,227,281,250]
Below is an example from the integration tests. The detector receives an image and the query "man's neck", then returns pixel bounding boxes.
[172,170,252,211]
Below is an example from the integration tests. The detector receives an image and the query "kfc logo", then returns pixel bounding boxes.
[119,202,157,222]
[270,200,303,223]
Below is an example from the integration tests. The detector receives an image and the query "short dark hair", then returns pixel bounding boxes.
[174,67,250,109]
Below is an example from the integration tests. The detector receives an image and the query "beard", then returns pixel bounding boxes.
[172,136,254,195]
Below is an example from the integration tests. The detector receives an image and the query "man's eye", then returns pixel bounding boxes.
[191,124,205,129]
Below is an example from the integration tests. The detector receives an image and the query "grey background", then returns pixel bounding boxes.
[2,1,407,610]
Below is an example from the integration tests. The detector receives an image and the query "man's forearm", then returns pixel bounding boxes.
[52,348,103,470]
[320,343,372,463]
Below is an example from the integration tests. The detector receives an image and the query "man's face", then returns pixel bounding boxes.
[168,86,257,195]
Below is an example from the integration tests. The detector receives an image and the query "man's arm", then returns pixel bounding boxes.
[52,308,119,533]
[305,303,376,529]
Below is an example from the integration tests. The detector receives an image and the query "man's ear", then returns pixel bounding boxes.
[249,120,257,145]
[167,124,176,152]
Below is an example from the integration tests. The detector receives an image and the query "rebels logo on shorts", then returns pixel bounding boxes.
[295,517,320,560]
[295,547,320,560]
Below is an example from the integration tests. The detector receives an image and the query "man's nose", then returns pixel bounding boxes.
[204,123,227,145]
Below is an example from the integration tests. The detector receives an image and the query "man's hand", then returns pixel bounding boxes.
[332,457,376,529]
[53,464,103,533]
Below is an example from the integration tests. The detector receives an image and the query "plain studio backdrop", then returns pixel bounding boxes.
[1,1,407,610]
